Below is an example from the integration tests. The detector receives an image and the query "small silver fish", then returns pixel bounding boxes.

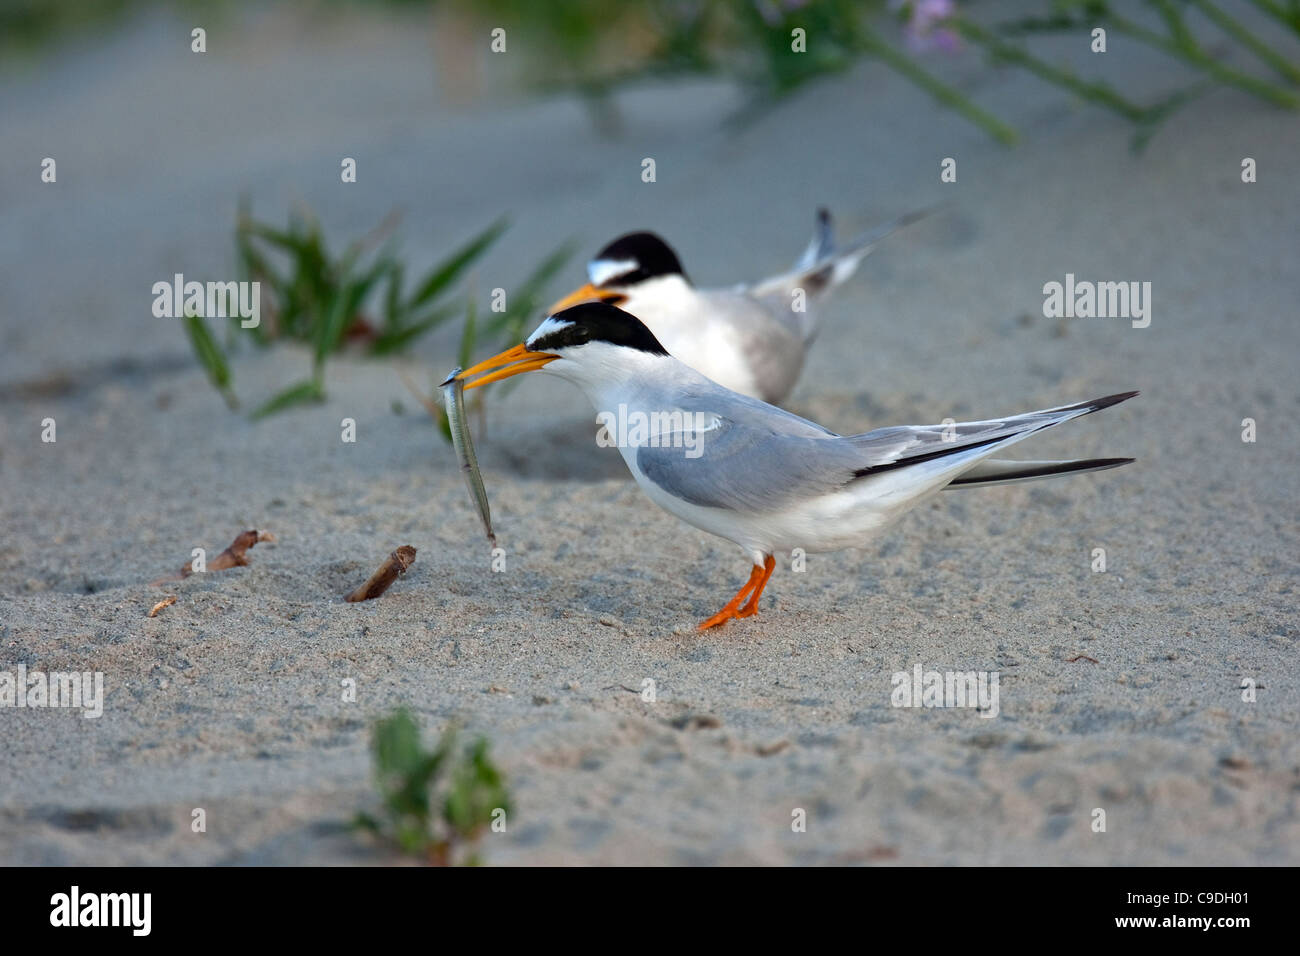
[440,367,496,546]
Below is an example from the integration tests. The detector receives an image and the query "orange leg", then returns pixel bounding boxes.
[736,555,776,618]
[698,555,776,630]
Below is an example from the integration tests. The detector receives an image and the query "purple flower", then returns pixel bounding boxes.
[892,0,962,55]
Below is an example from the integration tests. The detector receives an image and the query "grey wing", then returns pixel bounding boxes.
[635,417,868,513]
[696,289,804,347]
[633,415,1016,514]
[633,382,859,512]
[635,391,1138,512]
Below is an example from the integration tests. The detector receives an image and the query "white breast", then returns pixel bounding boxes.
[617,278,770,399]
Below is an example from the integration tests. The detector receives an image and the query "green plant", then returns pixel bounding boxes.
[182,202,571,419]
[457,0,1018,141]
[955,0,1300,151]
[447,0,1300,151]
[15,2,1299,151]
[353,708,512,866]
[233,203,505,417]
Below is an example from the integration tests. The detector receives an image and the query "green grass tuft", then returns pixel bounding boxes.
[353,708,512,866]
[180,202,569,419]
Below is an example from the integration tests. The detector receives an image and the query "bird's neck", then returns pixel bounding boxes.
[548,348,699,414]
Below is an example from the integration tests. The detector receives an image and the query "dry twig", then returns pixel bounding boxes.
[153,529,275,585]
[346,545,417,602]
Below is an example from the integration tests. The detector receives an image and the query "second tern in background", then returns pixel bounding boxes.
[548,208,930,403]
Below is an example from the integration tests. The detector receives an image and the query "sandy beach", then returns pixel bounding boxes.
[1,5,1297,865]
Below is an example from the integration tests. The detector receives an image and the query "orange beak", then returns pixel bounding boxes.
[448,343,559,391]
[546,282,627,315]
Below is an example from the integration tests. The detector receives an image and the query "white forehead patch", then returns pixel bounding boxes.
[526,316,573,348]
[587,258,639,287]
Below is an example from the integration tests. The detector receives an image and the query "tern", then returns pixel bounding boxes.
[450,303,1137,630]
[547,208,928,404]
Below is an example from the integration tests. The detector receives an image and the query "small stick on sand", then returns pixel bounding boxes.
[153,529,276,584]
[346,545,417,602]
[1066,654,1099,664]
[196,530,276,575]
[148,595,177,617]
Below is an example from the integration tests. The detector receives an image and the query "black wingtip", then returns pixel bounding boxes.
[1094,390,1140,409]
[1078,456,1136,472]
[1054,390,1140,416]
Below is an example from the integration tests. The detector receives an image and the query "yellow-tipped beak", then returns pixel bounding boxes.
[546,282,627,315]
[451,343,559,390]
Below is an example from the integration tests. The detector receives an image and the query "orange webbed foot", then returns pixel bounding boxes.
[698,555,775,630]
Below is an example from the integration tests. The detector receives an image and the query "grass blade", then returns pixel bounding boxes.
[250,378,324,419]
[369,303,461,355]
[181,313,237,409]
[408,218,509,310]
[487,240,577,342]
[458,299,477,371]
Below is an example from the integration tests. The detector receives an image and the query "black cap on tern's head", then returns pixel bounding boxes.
[527,302,670,357]
[547,231,689,315]
[587,232,688,288]
[452,303,669,390]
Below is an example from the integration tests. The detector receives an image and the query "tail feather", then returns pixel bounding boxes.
[946,457,1135,488]
[751,206,935,342]
[847,391,1139,486]
[794,207,834,271]
[808,206,935,290]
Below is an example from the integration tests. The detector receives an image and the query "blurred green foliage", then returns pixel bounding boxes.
[2,0,133,55]
[0,0,222,57]
[8,1,1296,150]
[353,708,512,866]
[460,0,1300,147]
[180,202,571,420]
[450,0,1300,149]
